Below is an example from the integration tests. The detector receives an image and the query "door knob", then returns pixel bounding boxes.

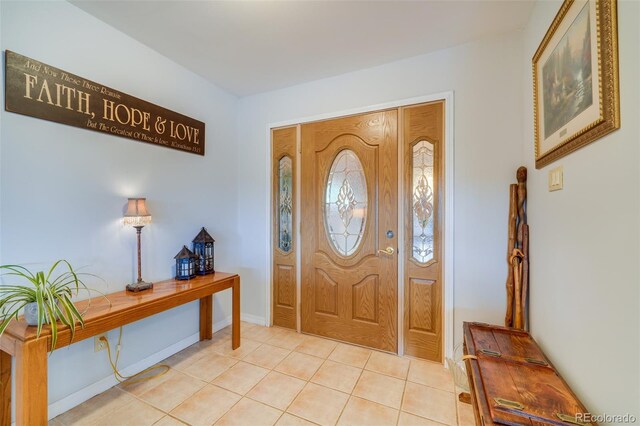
[378,247,395,255]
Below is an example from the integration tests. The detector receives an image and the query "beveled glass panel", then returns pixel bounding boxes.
[324,150,367,256]
[412,140,435,263]
[278,156,293,252]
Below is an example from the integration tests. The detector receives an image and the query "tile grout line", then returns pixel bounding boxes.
[209,336,304,424]
[269,354,321,425]
[396,375,409,426]
[284,341,361,425]
[118,382,189,424]
[210,333,313,425]
[331,347,374,425]
[240,348,334,424]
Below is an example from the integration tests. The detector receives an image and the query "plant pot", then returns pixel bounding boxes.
[24,301,59,326]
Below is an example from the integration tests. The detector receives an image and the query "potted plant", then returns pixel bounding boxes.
[0,260,103,351]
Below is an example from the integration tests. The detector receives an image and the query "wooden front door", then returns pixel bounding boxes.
[402,101,444,362]
[301,111,398,352]
[271,126,298,330]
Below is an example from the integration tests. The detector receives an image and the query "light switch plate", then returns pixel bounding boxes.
[548,166,563,191]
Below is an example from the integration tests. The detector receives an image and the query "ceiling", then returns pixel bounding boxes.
[71,1,535,97]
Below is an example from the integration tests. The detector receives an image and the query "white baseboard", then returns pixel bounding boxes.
[241,313,266,326]
[46,314,263,420]
[213,316,232,331]
[215,313,265,328]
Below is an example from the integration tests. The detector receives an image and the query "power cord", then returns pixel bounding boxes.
[100,327,170,385]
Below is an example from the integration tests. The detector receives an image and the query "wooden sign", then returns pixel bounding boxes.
[4,50,205,156]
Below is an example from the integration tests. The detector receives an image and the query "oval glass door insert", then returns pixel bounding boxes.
[324,149,368,256]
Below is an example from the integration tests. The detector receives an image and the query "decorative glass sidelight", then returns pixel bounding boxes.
[412,140,435,263]
[324,149,368,256]
[278,156,293,252]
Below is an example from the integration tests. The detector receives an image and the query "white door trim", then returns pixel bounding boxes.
[265,91,455,362]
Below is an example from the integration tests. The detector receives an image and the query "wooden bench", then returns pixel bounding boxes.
[463,322,594,425]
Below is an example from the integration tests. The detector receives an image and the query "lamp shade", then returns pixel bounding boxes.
[123,198,152,227]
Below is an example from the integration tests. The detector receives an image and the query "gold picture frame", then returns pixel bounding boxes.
[533,0,620,169]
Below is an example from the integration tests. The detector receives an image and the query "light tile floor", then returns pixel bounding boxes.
[53,322,474,426]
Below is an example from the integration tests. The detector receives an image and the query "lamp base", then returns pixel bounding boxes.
[126,281,153,292]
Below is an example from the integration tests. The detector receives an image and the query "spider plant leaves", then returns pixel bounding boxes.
[62,293,85,327]
[0,264,37,281]
[0,260,104,353]
[35,282,46,338]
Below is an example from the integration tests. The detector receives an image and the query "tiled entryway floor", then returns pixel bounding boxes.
[52,322,475,426]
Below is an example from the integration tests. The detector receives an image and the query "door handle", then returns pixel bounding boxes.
[378,247,395,255]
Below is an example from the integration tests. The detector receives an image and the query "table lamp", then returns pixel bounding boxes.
[123,197,153,292]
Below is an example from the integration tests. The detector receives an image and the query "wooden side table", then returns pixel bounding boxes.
[0,272,240,425]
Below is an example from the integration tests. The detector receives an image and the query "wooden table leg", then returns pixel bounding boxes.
[0,350,11,426]
[15,338,48,425]
[232,276,240,349]
[199,295,213,341]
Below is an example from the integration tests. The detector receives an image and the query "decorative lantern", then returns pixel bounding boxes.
[192,227,215,275]
[174,245,197,280]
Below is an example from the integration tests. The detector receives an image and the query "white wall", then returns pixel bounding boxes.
[0,0,239,413]
[522,0,639,421]
[236,31,525,348]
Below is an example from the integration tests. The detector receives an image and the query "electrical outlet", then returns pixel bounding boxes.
[94,333,108,352]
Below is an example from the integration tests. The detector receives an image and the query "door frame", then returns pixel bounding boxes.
[265,91,455,361]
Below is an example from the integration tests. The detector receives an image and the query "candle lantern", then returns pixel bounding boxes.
[192,227,215,275]
[174,245,197,280]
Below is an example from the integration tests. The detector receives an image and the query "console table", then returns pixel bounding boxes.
[463,322,593,425]
[0,272,240,425]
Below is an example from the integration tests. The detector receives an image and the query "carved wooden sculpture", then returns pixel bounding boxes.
[511,248,524,329]
[515,167,528,329]
[505,184,517,328]
[522,224,530,330]
[506,167,529,330]
[516,167,527,249]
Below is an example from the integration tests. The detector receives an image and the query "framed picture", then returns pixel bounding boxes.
[533,0,620,169]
